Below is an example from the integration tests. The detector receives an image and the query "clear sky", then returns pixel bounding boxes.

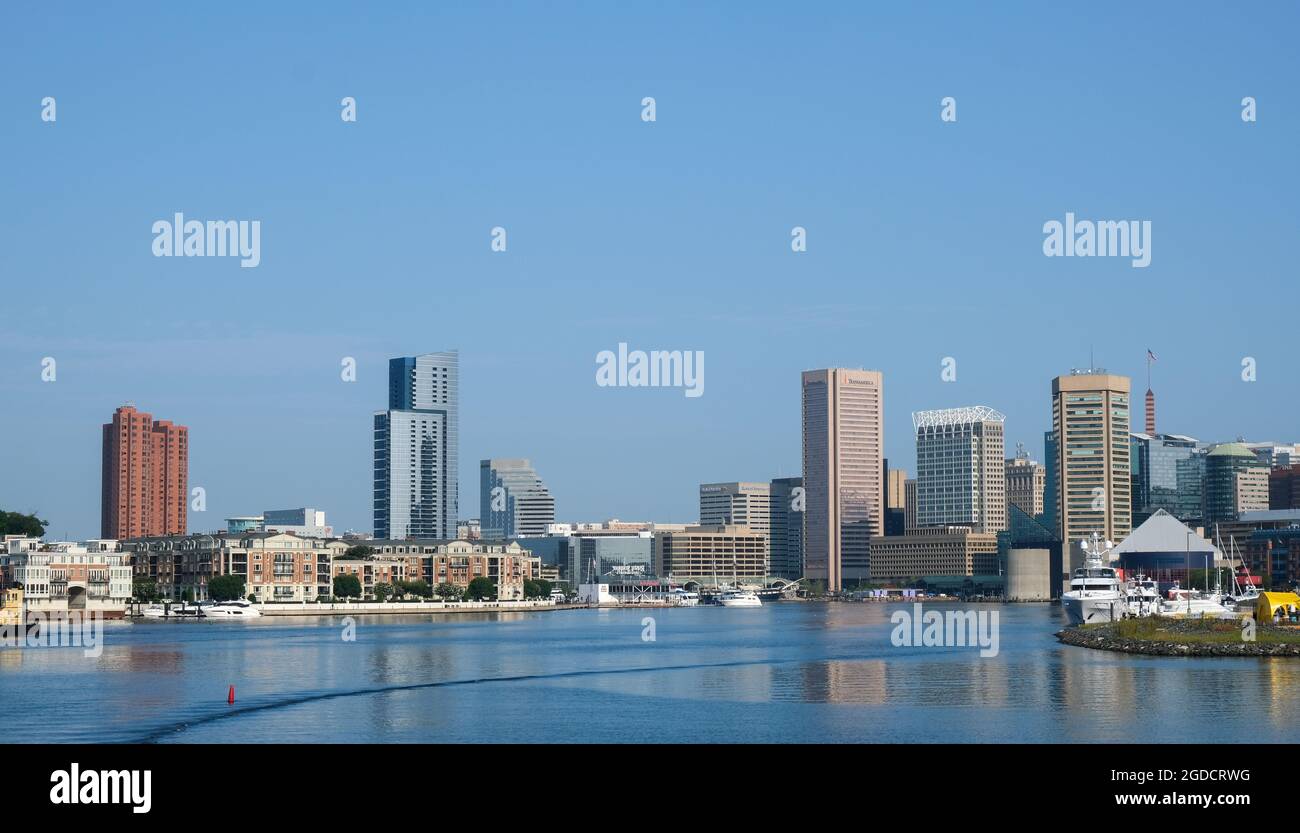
[2,1,1297,540]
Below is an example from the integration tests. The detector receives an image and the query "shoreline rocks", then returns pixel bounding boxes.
[1056,622,1300,657]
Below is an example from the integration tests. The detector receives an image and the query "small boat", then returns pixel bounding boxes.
[717,590,762,608]
[202,600,262,618]
[1158,586,1235,619]
[1218,527,1261,610]
[666,588,699,607]
[1123,573,1162,617]
[141,601,203,618]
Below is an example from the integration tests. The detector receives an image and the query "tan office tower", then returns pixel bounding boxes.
[886,469,907,510]
[1051,370,1131,552]
[802,368,884,592]
[1005,447,1046,518]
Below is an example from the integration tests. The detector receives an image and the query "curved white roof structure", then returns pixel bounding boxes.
[911,406,1006,432]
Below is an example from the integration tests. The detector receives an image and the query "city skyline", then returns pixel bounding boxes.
[6,351,1296,541]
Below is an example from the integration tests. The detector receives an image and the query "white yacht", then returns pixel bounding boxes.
[141,601,202,618]
[666,588,699,607]
[1062,534,1125,625]
[202,600,262,618]
[716,590,762,608]
[1123,573,1163,618]
[1158,585,1234,619]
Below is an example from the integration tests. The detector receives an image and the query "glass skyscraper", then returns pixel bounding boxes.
[480,458,556,539]
[1129,433,1203,524]
[374,351,459,539]
[769,476,804,580]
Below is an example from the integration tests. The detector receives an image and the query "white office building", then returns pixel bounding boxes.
[913,406,1007,534]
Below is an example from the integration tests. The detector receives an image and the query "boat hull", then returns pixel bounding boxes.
[1063,594,1124,626]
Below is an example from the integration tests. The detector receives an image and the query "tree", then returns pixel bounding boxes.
[435,582,462,601]
[374,582,394,602]
[133,578,159,602]
[333,574,362,599]
[0,510,47,538]
[181,588,194,603]
[404,579,432,598]
[208,574,246,602]
[341,545,375,560]
[523,579,553,599]
[465,577,496,601]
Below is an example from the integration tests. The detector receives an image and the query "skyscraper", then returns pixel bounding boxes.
[1005,446,1046,519]
[1042,430,1058,534]
[1129,433,1203,524]
[374,351,459,540]
[884,464,907,535]
[101,404,188,539]
[801,368,884,591]
[769,476,804,580]
[913,406,1007,534]
[480,458,556,538]
[1205,442,1269,523]
[700,482,772,574]
[1051,370,1132,549]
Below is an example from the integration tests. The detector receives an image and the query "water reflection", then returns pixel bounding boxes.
[3,604,1300,743]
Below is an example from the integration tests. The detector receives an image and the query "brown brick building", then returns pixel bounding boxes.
[102,405,189,539]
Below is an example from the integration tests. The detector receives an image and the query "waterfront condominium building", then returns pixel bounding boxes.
[913,406,1007,534]
[101,404,188,539]
[374,352,459,540]
[1005,447,1046,519]
[1051,370,1132,550]
[699,482,771,570]
[801,368,884,591]
[769,476,804,580]
[480,458,556,539]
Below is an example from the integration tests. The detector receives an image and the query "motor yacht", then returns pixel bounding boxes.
[666,588,699,607]
[1062,534,1125,625]
[202,600,262,618]
[716,590,762,608]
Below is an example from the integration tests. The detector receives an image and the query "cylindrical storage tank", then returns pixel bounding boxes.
[1006,547,1052,601]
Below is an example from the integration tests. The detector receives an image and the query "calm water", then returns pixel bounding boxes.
[2,602,1298,743]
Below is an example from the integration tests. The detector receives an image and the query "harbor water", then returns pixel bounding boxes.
[2,602,1298,743]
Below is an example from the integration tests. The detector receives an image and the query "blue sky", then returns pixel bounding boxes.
[2,1,1297,540]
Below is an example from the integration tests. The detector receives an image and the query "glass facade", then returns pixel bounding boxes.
[1130,434,1202,523]
[769,476,804,580]
[374,352,459,539]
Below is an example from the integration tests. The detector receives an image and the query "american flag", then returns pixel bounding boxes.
[1147,349,1157,362]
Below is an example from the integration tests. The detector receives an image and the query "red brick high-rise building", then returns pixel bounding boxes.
[101,405,189,539]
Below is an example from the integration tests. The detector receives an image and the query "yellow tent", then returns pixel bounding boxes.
[1256,592,1300,622]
